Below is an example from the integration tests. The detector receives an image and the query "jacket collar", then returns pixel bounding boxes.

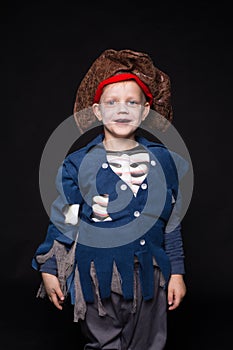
[85,133,165,153]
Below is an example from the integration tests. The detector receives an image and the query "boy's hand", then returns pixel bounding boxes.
[41,272,65,310]
[167,274,186,311]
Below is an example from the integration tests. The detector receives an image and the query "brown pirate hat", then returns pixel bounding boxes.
[73,49,173,133]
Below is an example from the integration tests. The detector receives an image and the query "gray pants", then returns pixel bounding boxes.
[80,266,167,350]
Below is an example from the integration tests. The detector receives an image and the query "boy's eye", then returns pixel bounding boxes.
[106,100,116,105]
[127,101,139,106]
[101,100,142,109]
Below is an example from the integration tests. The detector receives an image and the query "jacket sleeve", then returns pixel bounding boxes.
[164,151,190,275]
[31,157,82,271]
[164,223,185,275]
[39,255,57,275]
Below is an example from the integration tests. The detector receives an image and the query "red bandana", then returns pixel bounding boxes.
[93,73,153,105]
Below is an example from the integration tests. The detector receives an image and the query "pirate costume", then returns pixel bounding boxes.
[32,49,188,350]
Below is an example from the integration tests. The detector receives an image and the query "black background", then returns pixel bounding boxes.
[2,1,233,349]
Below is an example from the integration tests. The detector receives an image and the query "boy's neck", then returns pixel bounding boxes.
[103,137,138,152]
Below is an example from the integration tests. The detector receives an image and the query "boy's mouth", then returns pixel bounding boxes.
[114,118,132,123]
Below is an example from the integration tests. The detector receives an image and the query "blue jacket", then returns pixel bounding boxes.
[32,134,188,302]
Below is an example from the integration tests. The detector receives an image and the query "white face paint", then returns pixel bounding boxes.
[93,81,150,143]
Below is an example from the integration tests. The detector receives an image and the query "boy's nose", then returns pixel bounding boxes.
[116,102,129,113]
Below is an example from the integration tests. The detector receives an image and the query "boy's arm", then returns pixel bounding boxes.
[164,222,187,310]
[164,151,190,309]
[167,274,186,310]
[164,150,190,275]
[164,223,185,275]
[39,255,57,275]
[41,272,65,310]
[32,158,81,271]
[32,158,82,308]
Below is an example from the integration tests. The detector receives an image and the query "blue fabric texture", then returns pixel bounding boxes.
[32,134,188,302]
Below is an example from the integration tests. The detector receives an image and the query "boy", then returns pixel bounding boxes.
[32,49,188,349]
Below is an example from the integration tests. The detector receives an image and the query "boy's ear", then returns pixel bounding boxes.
[92,103,102,121]
[142,102,150,121]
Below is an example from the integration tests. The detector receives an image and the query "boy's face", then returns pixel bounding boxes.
[92,80,150,141]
